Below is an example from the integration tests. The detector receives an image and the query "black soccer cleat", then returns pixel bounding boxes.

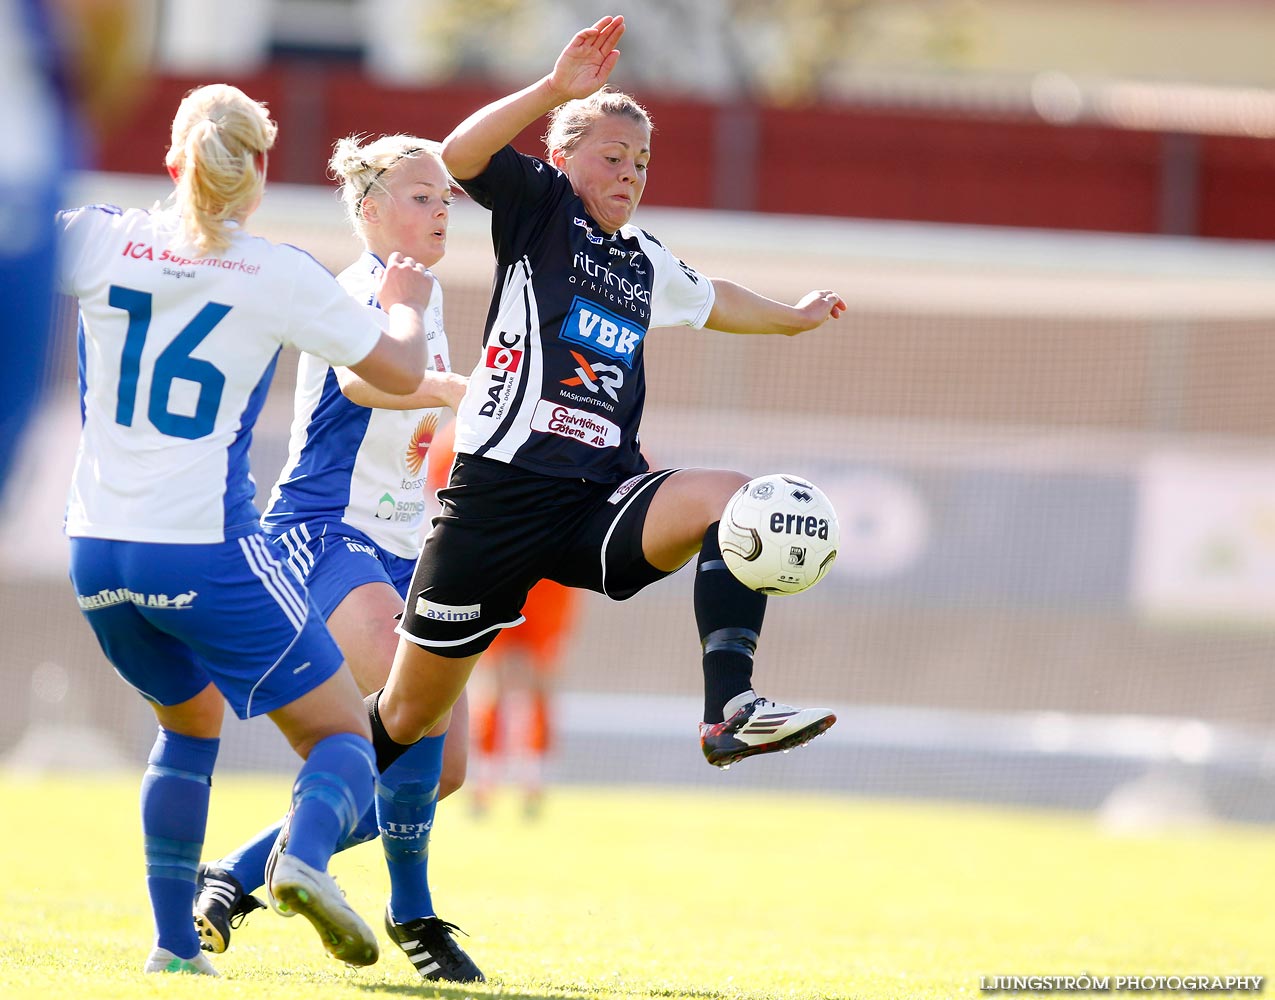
[193,863,266,953]
[699,696,837,768]
[384,908,486,983]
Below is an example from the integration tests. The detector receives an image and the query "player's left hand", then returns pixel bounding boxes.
[793,290,847,330]
[442,372,468,412]
[379,251,435,312]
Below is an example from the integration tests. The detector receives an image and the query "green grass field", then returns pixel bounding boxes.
[1,773,1271,999]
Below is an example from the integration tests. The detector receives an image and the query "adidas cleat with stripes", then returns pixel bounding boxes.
[267,852,379,967]
[700,696,837,768]
[193,863,265,953]
[384,909,485,983]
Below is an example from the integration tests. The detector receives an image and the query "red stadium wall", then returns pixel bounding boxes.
[94,62,1275,240]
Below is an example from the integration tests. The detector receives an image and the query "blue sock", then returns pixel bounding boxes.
[141,728,219,958]
[215,819,283,895]
[218,802,380,895]
[339,803,381,851]
[378,733,445,923]
[284,732,376,872]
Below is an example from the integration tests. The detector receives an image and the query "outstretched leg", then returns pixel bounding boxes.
[641,469,838,767]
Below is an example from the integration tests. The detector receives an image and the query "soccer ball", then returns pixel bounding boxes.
[718,474,839,595]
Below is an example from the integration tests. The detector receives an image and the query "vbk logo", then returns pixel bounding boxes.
[561,350,623,402]
[559,296,646,368]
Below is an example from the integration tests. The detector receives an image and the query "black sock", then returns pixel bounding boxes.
[365,689,415,773]
[695,522,767,723]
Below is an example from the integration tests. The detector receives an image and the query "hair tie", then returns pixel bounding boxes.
[356,147,425,215]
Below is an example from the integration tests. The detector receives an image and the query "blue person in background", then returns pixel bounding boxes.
[55,83,435,976]
[1,0,144,496]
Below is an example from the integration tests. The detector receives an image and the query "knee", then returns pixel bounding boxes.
[153,682,226,741]
[701,470,749,525]
[376,691,438,746]
[438,746,468,799]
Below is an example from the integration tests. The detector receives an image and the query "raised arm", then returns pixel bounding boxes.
[346,252,432,393]
[440,15,626,180]
[705,278,847,337]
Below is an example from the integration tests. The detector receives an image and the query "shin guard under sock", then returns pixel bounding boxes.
[695,522,767,723]
[141,728,219,957]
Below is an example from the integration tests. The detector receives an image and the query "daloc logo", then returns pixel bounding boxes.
[559,296,646,368]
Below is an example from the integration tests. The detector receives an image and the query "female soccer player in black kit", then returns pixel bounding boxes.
[366,16,848,789]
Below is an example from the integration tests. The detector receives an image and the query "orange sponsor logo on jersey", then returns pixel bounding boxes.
[405,412,439,476]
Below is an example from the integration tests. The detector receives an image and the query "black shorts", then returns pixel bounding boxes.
[396,455,679,657]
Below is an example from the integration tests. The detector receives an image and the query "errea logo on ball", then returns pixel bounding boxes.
[415,599,481,622]
[770,513,832,539]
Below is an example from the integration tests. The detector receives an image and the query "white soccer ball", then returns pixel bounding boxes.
[718,474,839,596]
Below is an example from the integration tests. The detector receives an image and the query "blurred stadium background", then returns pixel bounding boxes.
[5,0,1275,830]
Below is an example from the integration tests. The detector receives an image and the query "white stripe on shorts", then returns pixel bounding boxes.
[395,615,526,650]
[239,534,308,632]
[278,523,315,580]
[598,469,678,598]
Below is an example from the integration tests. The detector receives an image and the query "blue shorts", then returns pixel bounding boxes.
[267,521,416,617]
[69,533,345,719]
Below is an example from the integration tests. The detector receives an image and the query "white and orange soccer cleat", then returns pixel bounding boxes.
[699,694,837,768]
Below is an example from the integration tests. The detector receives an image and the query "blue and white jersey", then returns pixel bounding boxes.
[55,205,385,544]
[262,251,451,560]
[454,146,714,482]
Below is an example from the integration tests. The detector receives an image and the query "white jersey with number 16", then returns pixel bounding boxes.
[55,204,385,545]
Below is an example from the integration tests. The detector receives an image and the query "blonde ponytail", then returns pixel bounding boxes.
[165,84,277,255]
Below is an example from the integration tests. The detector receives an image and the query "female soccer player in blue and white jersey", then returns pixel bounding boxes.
[194,136,483,982]
[55,84,436,977]
[365,14,847,841]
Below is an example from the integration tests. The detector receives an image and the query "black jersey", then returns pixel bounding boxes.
[453,146,715,482]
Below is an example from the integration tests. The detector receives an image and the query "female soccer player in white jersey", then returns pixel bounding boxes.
[365,14,847,819]
[194,136,483,982]
[55,84,436,976]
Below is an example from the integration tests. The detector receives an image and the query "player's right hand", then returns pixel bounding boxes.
[548,15,625,102]
[378,251,435,312]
